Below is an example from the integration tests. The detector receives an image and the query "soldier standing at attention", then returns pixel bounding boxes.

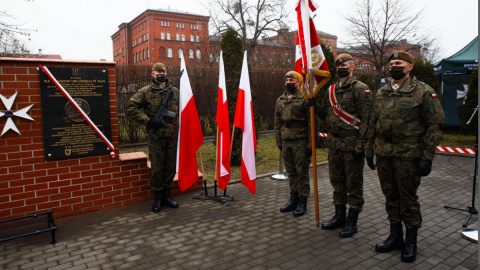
[318,53,372,238]
[274,71,315,217]
[366,51,444,263]
[126,63,180,213]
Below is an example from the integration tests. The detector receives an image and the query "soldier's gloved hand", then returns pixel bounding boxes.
[147,118,163,129]
[353,151,365,163]
[366,153,376,170]
[416,159,432,176]
[306,148,312,157]
[306,98,316,107]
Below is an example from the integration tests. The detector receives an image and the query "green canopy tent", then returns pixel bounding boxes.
[434,36,478,126]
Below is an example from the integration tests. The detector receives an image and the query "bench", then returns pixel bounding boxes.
[0,210,57,244]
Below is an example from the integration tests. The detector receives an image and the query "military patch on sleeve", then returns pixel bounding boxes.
[431,93,437,99]
[365,89,371,95]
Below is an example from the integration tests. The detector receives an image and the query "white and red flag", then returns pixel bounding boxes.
[176,53,204,191]
[233,51,257,195]
[295,0,330,97]
[216,51,231,190]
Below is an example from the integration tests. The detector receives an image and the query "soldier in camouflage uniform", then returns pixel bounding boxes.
[125,63,180,213]
[274,71,315,217]
[366,51,444,263]
[317,53,372,238]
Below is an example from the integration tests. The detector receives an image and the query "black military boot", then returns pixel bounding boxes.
[280,192,299,212]
[163,187,179,208]
[293,196,307,217]
[375,222,404,252]
[340,208,359,238]
[151,190,163,213]
[401,227,418,263]
[321,204,346,230]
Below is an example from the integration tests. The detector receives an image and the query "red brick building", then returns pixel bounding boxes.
[111,9,210,72]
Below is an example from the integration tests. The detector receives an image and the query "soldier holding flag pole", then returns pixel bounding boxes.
[294,0,331,225]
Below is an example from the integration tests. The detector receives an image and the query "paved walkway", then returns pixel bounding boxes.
[0,154,478,269]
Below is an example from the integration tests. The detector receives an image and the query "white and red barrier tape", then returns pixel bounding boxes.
[318,133,475,155]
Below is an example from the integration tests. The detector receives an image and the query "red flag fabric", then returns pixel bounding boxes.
[295,0,330,97]
[216,51,231,190]
[233,51,257,195]
[176,54,204,191]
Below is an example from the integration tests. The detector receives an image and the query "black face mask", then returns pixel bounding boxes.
[389,66,407,80]
[285,83,297,93]
[156,74,167,82]
[336,67,350,78]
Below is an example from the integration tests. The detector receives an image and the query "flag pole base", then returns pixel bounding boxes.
[271,173,288,180]
[193,180,236,206]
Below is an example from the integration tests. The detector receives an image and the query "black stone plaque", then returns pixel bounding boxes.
[39,67,112,160]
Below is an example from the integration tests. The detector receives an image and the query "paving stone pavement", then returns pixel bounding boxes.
[0,154,478,270]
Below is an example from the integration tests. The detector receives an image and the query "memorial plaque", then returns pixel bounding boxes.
[39,67,112,160]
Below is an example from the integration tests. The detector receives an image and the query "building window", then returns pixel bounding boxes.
[176,34,180,41]
[168,48,173,58]
[167,33,171,40]
[147,47,150,59]
[196,49,201,59]
[189,49,194,59]
[190,35,194,42]
[159,47,165,58]
[178,48,184,58]
[196,35,201,42]
[168,65,174,74]
[181,34,185,41]
[161,32,165,40]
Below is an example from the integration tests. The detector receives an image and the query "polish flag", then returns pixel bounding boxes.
[295,0,330,97]
[176,53,204,191]
[216,51,231,190]
[233,51,257,194]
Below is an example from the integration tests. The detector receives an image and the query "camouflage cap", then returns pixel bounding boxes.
[335,53,354,65]
[389,51,414,64]
[285,71,303,84]
[152,63,166,72]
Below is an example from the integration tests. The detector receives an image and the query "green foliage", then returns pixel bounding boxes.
[412,58,440,94]
[221,27,244,166]
[460,67,478,135]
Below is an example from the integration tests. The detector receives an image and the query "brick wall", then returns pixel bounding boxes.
[0,58,202,220]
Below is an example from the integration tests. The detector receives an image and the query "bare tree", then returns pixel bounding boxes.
[343,0,426,85]
[0,7,35,56]
[205,0,291,53]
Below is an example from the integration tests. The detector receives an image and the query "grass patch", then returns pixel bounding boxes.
[120,130,475,183]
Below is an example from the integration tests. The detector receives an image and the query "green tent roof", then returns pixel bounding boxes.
[435,36,478,74]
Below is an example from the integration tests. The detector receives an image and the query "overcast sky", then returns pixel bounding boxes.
[2,0,478,62]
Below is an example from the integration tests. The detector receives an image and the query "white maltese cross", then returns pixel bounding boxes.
[0,91,34,136]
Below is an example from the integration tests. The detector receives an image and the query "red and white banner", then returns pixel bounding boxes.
[176,54,204,191]
[295,0,330,97]
[216,51,231,190]
[234,51,257,194]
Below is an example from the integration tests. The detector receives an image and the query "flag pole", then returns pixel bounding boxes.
[307,71,320,227]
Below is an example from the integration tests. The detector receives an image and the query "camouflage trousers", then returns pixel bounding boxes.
[282,137,311,197]
[148,137,178,190]
[327,149,364,211]
[376,155,422,228]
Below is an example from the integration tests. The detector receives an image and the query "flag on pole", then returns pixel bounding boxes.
[233,51,257,195]
[216,51,231,190]
[295,0,330,98]
[176,53,204,191]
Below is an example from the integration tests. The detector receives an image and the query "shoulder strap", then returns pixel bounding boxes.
[328,84,361,129]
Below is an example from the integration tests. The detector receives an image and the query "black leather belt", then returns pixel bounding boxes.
[379,135,421,143]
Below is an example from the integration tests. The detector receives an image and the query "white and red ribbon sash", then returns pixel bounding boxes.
[328,84,361,129]
[40,66,115,158]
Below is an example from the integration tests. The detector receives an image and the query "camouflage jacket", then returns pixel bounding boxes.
[125,79,180,139]
[274,90,313,148]
[319,77,372,152]
[367,76,444,160]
